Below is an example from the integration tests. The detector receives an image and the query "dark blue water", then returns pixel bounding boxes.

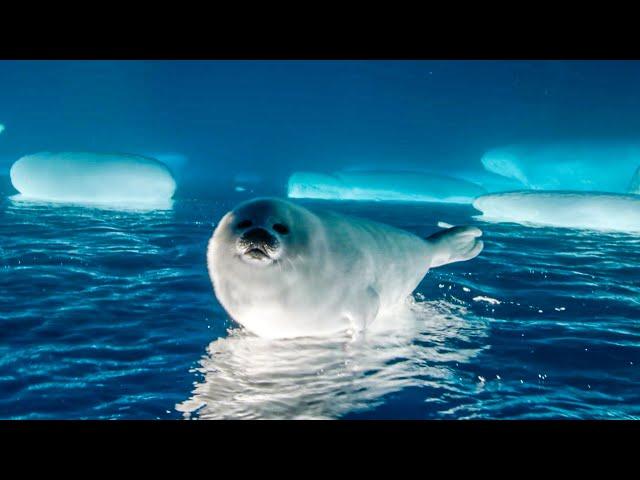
[1,183,639,419]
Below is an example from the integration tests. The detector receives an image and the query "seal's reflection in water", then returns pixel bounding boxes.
[177,296,489,419]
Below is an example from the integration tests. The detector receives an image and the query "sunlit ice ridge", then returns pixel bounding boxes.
[9,151,176,210]
[481,141,640,193]
[287,170,487,204]
[473,190,640,232]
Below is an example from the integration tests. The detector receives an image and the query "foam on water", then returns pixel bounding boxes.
[288,171,487,204]
[10,152,176,208]
[473,190,640,232]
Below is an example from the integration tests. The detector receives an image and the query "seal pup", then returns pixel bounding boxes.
[207,197,483,339]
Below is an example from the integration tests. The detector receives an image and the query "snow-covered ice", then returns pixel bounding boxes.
[473,190,640,232]
[481,142,640,193]
[287,171,487,204]
[144,152,187,177]
[10,152,176,206]
[628,166,640,194]
[457,169,526,193]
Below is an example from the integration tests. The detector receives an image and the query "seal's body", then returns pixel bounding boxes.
[207,198,483,339]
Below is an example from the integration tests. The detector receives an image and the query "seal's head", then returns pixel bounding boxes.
[208,197,322,276]
[207,197,334,338]
[235,219,284,265]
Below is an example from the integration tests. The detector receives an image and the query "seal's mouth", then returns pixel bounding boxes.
[244,246,270,260]
[236,227,280,265]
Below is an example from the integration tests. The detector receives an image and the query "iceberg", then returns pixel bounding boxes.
[481,142,640,193]
[287,171,487,204]
[144,152,187,177]
[0,124,4,135]
[473,191,640,232]
[10,152,176,206]
[628,166,640,194]
[457,169,526,193]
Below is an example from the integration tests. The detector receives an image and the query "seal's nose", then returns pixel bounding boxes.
[242,227,275,245]
[238,227,280,258]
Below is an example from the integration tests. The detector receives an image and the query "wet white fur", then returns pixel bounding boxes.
[207,198,483,339]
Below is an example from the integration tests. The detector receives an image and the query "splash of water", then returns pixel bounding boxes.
[176,297,489,419]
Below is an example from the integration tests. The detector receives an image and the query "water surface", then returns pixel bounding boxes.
[1,186,639,419]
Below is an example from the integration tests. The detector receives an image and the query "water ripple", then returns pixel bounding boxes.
[1,194,640,418]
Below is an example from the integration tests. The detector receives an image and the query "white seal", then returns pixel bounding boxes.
[207,198,483,339]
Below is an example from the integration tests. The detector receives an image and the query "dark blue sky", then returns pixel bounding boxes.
[1,60,639,189]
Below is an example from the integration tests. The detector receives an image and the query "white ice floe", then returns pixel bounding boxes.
[473,190,640,232]
[144,152,187,176]
[481,142,640,193]
[628,166,640,194]
[10,152,176,207]
[287,170,487,204]
[458,169,526,193]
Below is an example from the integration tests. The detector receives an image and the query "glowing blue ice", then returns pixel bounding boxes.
[288,171,487,204]
[144,152,187,177]
[481,142,640,193]
[10,152,176,207]
[458,169,526,193]
[0,124,4,135]
[473,191,640,232]
[629,167,640,194]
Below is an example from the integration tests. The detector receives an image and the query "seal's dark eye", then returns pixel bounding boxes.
[273,223,289,235]
[237,220,252,229]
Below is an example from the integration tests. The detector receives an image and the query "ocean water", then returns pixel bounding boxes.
[1,183,639,420]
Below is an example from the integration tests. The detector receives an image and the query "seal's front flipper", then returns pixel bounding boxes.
[426,225,483,268]
[346,286,380,332]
